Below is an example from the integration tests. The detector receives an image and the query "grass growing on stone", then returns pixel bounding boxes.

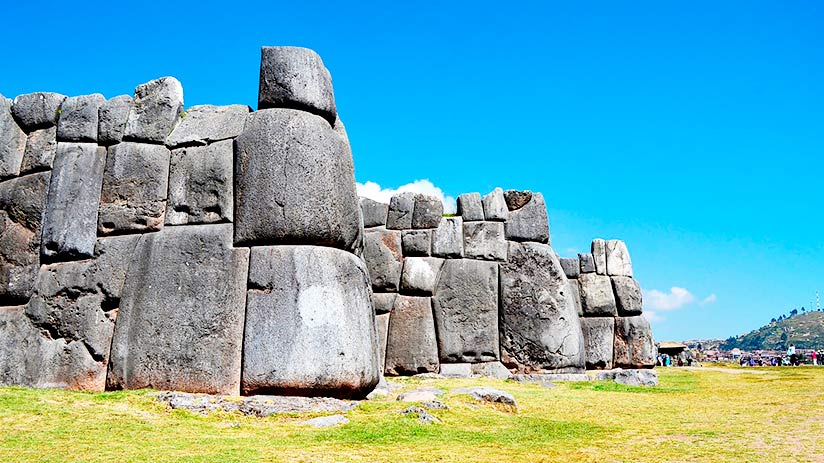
[1,367,823,463]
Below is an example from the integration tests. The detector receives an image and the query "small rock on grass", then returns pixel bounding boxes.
[401,406,438,424]
[397,387,444,402]
[302,414,349,428]
[451,387,518,410]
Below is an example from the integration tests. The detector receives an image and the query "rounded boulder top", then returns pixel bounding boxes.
[258,46,337,125]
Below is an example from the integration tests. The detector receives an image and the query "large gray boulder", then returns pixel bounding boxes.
[463,221,507,261]
[165,104,249,148]
[21,126,57,174]
[98,142,170,235]
[386,192,415,230]
[233,108,360,251]
[400,257,444,296]
[432,259,499,363]
[614,316,656,368]
[362,228,403,291]
[124,77,184,143]
[401,230,431,256]
[107,224,249,395]
[504,191,549,244]
[360,197,388,228]
[11,92,66,131]
[57,94,105,142]
[431,216,463,258]
[606,239,633,277]
[258,46,336,124]
[97,95,133,145]
[242,245,379,399]
[1,95,26,178]
[0,172,50,304]
[578,273,618,317]
[41,143,106,260]
[591,239,607,275]
[612,276,642,316]
[412,195,443,229]
[166,139,233,225]
[482,188,508,221]
[499,241,585,372]
[581,317,615,370]
[457,192,484,222]
[384,295,439,375]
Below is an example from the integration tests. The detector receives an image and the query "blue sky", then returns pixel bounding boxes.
[2,1,822,341]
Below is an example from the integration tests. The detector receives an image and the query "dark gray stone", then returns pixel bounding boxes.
[1,95,26,178]
[124,77,184,143]
[166,104,249,148]
[233,109,360,251]
[614,316,656,369]
[431,217,463,258]
[463,221,507,261]
[360,197,388,228]
[579,253,596,273]
[98,142,170,235]
[612,276,642,316]
[457,192,484,222]
[402,230,431,256]
[592,239,607,275]
[499,241,585,372]
[400,257,443,296]
[384,295,439,375]
[578,273,618,317]
[57,94,105,142]
[560,257,580,279]
[412,194,443,229]
[482,188,508,221]
[21,126,57,174]
[503,190,532,210]
[166,140,233,225]
[258,46,336,124]
[362,228,403,292]
[242,245,379,399]
[400,406,438,424]
[97,95,133,145]
[504,191,549,243]
[107,224,249,395]
[451,387,517,409]
[41,143,106,260]
[432,259,499,363]
[581,317,615,370]
[606,239,633,277]
[386,192,415,230]
[372,292,397,315]
[11,92,66,131]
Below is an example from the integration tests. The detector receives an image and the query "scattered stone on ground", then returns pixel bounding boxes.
[153,391,358,417]
[397,387,444,402]
[419,400,448,410]
[401,406,438,424]
[301,414,349,428]
[451,387,518,410]
[595,368,659,386]
[511,373,591,384]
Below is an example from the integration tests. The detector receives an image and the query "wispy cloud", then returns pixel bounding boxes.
[644,287,696,312]
[356,179,457,213]
[700,294,717,305]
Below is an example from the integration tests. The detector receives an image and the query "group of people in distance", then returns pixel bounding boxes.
[738,344,822,367]
[656,353,691,367]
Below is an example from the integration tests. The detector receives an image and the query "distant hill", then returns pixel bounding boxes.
[720,311,824,351]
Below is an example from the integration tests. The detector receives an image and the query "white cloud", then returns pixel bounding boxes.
[700,294,717,305]
[643,287,696,312]
[356,179,457,214]
[643,310,664,323]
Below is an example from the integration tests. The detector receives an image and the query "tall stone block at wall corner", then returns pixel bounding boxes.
[258,46,337,124]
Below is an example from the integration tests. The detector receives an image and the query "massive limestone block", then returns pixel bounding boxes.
[614,315,655,368]
[242,245,379,398]
[612,276,642,316]
[568,280,583,317]
[402,230,431,256]
[258,46,337,124]
[0,172,50,304]
[412,194,443,229]
[360,197,388,228]
[362,228,402,292]
[386,192,415,230]
[482,187,508,221]
[457,192,484,222]
[581,317,615,370]
[165,104,249,148]
[107,224,249,395]
[560,257,580,279]
[21,126,57,174]
[97,95,133,145]
[504,191,549,244]
[579,253,596,273]
[372,292,397,315]
[606,239,633,277]
[234,108,360,251]
[578,273,618,317]
[463,221,507,261]
[1,95,26,178]
[41,143,106,260]
[11,92,66,131]
[166,139,233,225]
[431,216,463,258]
[98,142,170,235]
[57,94,105,142]
[124,77,184,143]
[499,241,585,372]
[592,239,607,275]
[375,313,390,372]
[400,257,444,296]
[432,259,499,363]
[384,295,439,375]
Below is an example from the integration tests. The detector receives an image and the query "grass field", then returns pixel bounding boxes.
[1,367,823,463]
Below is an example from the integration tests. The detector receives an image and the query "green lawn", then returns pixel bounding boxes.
[2,367,822,462]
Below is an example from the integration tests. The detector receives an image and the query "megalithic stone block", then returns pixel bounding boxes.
[166,140,233,225]
[412,194,443,229]
[592,238,607,275]
[57,94,105,142]
[401,230,431,256]
[578,273,618,317]
[107,223,249,395]
[360,197,388,228]
[362,228,403,291]
[97,95,133,145]
[241,245,379,399]
[372,292,397,315]
[41,143,106,260]
[482,187,508,221]
[560,257,580,279]
[258,46,337,125]
[504,191,549,244]
[431,216,464,258]
[11,92,66,131]
[165,104,249,148]
[612,275,642,316]
[21,126,57,174]
[457,192,484,222]
[579,252,596,273]
[568,279,583,317]
[233,108,360,251]
[0,95,26,178]
[614,315,655,368]
[606,239,633,277]
[581,317,615,370]
[384,295,439,375]
[400,257,443,296]
[124,77,184,143]
[463,221,507,261]
[386,192,415,230]
[375,313,390,373]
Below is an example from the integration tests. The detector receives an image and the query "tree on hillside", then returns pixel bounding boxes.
[790,309,798,317]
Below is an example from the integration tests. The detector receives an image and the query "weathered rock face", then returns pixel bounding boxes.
[233,108,359,251]
[1,95,26,179]
[614,316,655,368]
[242,245,379,398]
[578,273,618,317]
[375,313,390,371]
[21,126,58,174]
[258,46,336,124]
[384,295,439,375]
[412,195,443,229]
[592,239,607,275]
[560,257,580,279]
[579,253,596,273]
[362,228,402,291]
[41,143,106,260]
[166,140,233,225]
[457,193,484,222]
[431,217,463,258]
[0,172,50,303]
[166,104,249,148]
[11,92,66,131]
[606,239,633,277]
[98,142,170,235]
[581,317,615,370]
[612,276,642,316]
[400,257,443,296]
[568,280,583,317]
[386,192,415,230]
[482,188,508,221]
[372,292,396,315]
[57,94,105,142]
[432,259,499,363]
[463,221,507,261]
[504,191,549,244]
[107,224,249,395]
[97,95,133,145]
[499,241,585,372]
[360,197,388,228]
[402,230,431,256]
[124,77,184,143]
